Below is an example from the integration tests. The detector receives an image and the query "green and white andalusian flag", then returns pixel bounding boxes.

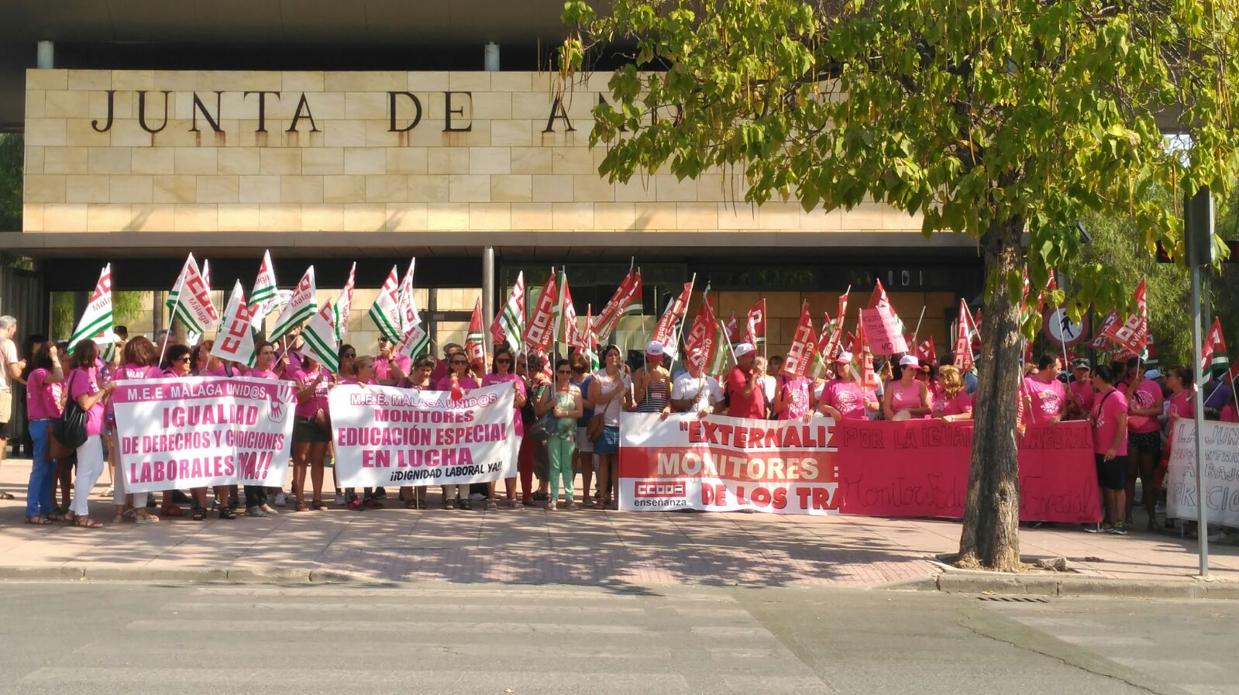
[397,323,431,360]
[68,264,117,353]
[395,258,421,334]
[249,249,284,322]
[368,264,402,343]
[269,266,317,341]
[165,253,219,338]
[488,271,525,351]
[301,299,339,373]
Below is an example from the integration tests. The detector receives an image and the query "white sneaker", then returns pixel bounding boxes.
[546,501,557,511]
[274,492,287,507]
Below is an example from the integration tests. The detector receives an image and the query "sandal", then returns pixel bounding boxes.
[25,515,52,525]
[160,504,185,517]
[135,509,160,523]
[74,516,104,529]
[296,502,310,512]
[311,499,328,511]
[192,507,205,521]
[218,507,237,520]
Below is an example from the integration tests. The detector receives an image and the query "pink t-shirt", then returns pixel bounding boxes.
[287,366,330,419]
[1092,389,1129,455]
[26,368,61,420]
[933,390,973,417]
[436,374,480,398]
[1069,380,1094,416]
[375,354,412,383]
[248,368,278,380]
[1167,390,1193,420]
[888,380,925,415]
[1126,379,1164,434]
[67,367,106,437]
[827,380,871,420]
[1023,376,1066,425]
[483,372,526,436]
[1222,403,1238,423]
[777,376,812,420]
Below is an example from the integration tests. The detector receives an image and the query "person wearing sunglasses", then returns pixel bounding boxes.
[569,353,598,507]
[482,348,526,509]
[541,358,583,510]
[160,344,192,377]
[374,335,409,386]
[436,350,480,509]
[398,356,436,508]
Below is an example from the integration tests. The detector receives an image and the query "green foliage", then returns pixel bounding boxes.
[113,291,144,326]
[0,133,21,232]
[561,0,1239,327]
[50,292,74,340]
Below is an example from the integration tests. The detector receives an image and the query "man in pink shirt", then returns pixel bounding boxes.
[1022,354,1066,425]
[373,335,411,386]
[1066,359,1094,420]
[1090,364,1129,535]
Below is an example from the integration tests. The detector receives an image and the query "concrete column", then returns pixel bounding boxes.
[484,42,500,71]
[482,246,495,354]
[36,41,54,69]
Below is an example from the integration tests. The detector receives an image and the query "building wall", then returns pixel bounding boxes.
[22,69,923,237]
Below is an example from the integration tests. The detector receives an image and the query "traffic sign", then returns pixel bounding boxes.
[1043,307,1088,346]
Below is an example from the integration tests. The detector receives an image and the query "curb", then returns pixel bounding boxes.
[927,571,1239,600]
[0,565,366,584]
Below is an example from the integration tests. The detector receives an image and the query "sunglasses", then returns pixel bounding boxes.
[343,353,356,359]
[172,356,189,363]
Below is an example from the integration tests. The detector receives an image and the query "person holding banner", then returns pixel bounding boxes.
[338,355,384,511]
[590,345,631,509]
[288,353,332,513]
[544,358,584,510]
[23,343,63,524]
[725,343,767,419]
[109,337,166,523]
[1022,355,1066,425]
[931,365,973,422]
[882,356,932,421]
[1090,364,1130,535]
[161,344,192,377]
[66,340,114,529]
[772,371,814,422]
[397,356,436,509]
[373,335,409,386]
[1065,359,1094,420]
[239,342,283,517]
[633,341,672,417]
[187,339,238,519]
[570,353,598,507]
[670,348,723,417]
[482,347,526,509]
[819,352,879,420]
[437,351,480,509]
[1124,365,1165,530]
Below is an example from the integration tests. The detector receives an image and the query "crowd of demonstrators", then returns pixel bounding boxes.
[6,312,1239,533]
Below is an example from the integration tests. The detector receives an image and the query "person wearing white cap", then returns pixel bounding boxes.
[882,355,932,420]
[818,351,878,420]
[633,340,673,417]
[725,342,767,419]
[671,347,723,417]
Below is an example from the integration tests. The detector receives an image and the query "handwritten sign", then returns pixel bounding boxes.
[1166,419,1239,527]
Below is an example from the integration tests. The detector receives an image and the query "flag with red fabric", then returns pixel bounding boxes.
[524,272,559,353]
[782,302,817,379]
[465,298,486,368]
[743,299,766,346]
[685,292,720,371]
[593,268,642,341]
[860,279,908,355]
[953,299,976,372]
[1202,316,1228,372]
[1100,278,1149,355]
[916,336,936,364]
[652,280,694,359]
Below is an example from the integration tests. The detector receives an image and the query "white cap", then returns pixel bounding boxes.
[835,351,853,364]
[734,342,756,358]
[899,355,920,367]
[645,340,665,356]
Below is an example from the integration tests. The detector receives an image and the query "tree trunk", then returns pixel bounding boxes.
[957,215,1025,572]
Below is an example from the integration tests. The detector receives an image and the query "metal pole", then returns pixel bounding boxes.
[482,246,495,355]
[1191,262,1209,577]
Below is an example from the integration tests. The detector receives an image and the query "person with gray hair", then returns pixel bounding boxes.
[0,315,24,499]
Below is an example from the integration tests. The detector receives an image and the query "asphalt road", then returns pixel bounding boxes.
[0,582,1234,694]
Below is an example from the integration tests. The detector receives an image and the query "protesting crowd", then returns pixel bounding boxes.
[4,254,1239,536]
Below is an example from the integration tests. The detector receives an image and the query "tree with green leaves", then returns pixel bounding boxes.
[562,0,1239,570]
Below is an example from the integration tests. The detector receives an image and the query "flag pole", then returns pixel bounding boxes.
[910,305,927,345]
[158,268,188,367]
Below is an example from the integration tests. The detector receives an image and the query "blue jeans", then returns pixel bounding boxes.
[25,419,56,517]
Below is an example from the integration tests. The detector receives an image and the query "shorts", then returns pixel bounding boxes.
[1095,454,1127,491]
[595,425,620,455]
[293,418,332,444]
[0,419,10,440]
[1129,430,1162,456]
[575,426,594,453]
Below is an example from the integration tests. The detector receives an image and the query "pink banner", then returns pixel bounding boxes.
[834,420,1101,523]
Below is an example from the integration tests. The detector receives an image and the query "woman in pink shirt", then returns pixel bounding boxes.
[397,356,436,508]
[67,340,115,529]
[1090,365,1129,535]
[1125,367,1165,529]
[24,343,64,524]
[109,337,168,523]
[819,352,878,420]
[436,351,480,509]
[932,365,973,422]
[482,347,526,509]
[288,353,332,512]
[773,372,814,422]
[882,355,932,420]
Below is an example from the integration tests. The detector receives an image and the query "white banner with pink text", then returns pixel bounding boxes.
[329,382,517,488]
[618,412,841,514]
[111,377,296,493]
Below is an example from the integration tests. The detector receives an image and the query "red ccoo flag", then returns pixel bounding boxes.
[465,298,486,368]
[1100,278,1149,355]
[782,302,817,379]
[523,272,559,353]
[860,279,908,355]
[916,336,936,364]
[1202,316,1228,372]
[743,299,766,346]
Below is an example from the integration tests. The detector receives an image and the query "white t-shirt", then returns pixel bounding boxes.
[0,338,16,392]
[759,375,777,404]
[592,369,632,427]
[671,373,724,413]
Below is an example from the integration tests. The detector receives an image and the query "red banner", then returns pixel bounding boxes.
[833,420,1101,523]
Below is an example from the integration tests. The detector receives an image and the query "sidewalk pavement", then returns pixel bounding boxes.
[2,458,1238,591]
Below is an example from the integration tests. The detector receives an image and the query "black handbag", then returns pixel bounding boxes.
[53,400,88,451]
